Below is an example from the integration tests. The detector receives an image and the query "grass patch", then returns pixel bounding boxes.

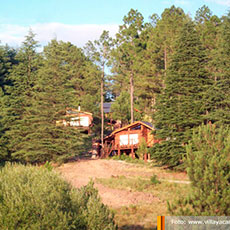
[111,155,148,165]
[96,175,154,192]
[96,175,189,200]
[113,204,157,230]
[108,158,189,182]
[97,175,189,229]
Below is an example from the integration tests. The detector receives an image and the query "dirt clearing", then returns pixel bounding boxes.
[58,159,189,229]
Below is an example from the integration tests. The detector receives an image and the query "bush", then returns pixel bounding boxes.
[111,154,145,165]
[168,124,230,215]
[150,174,160,185]
[136,138,148,160]
[71,180,117,230]
[0,163,117,230]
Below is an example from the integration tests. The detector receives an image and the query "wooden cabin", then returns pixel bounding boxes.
[103,121,157,158]
[56,108,93,134]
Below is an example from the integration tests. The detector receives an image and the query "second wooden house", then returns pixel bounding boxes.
[57,108,93,134]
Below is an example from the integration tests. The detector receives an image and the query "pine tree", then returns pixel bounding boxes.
[84,30,112,152]
[11,40,91,163]
[0,45,17,161]
[110,91,131,126]
[127,6,188,120]
[111,9,144,123]
[2,30,41,162]
[155,6,188,74]
[204,13,230,126]
[168,124,230,215]
[151,21,210,168]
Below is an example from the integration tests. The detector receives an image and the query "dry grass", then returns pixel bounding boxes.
[96,175,190,229]
[113,205,158,230]
[58,159,190,229]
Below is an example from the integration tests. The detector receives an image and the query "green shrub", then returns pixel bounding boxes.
[0,163,117,230]
[71,180,117,230]
[43,161,53,171]
[168,124,230,215]
[136,138,148,160]
[111,154,145,165]
[150,174,160,185]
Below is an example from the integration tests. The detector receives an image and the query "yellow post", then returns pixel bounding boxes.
[157,216,162,230]
[157,216,165,230]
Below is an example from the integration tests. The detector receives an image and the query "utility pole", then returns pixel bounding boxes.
[100,46,105,156]
[130,72,134,123]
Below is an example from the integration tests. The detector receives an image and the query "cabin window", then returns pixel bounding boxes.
[70,117,89,127]
[120,135,128,145]
[129,134,139,145]
[70,117,79,126]
[131,125,141,130]
[80,117,89,126]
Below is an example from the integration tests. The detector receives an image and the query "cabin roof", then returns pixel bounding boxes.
[105,121,154,140]
[66,108,92,116]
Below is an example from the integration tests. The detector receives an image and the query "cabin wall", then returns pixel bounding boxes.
[104,123,156,153]
[114,128,145,147]
[69,114,93,127]
[147,129,155,147]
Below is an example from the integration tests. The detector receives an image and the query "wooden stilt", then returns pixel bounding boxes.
[118,145,121,158]
[144,153,147,163]
[131,145,135,159]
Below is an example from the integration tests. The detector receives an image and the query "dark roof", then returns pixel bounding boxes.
[103,102,112,113]
[104,121,154,139]
[141,121,153,128]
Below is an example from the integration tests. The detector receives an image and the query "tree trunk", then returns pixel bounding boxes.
[130,72,134,123]
[101,66,104,156]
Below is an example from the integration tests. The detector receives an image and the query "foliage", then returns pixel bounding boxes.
[136,137,148,159]
[110,91,131,125]
[150,174,160,185]
[0,6,229,172]
[43,161,53,171]
[111,155,145,165]
[0,45,17,161]
[151,21,210,169]
[1,30,41,162]
[72,180,117,230]
[2,34,94,164]
[110,9,145,122]
[204,13,230,126]
[168,124,230,215]
[0,163,117,230]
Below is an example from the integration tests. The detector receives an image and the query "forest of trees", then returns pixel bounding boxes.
[0,5,230,168]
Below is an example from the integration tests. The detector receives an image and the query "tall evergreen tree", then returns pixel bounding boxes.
[2,30,41,162]
[151,21,210,168]
[111,9,144,123]
[127,6,188,119]
[155,6,188,74]
[13,40,92,163]
[4,38,96,163]
[0,45,17,161]
[84,30,112,152]
[204,13,230,126]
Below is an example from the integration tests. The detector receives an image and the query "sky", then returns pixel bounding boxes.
[0,0,229,49]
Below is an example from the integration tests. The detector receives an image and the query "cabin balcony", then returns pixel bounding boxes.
[114,144,139,150]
